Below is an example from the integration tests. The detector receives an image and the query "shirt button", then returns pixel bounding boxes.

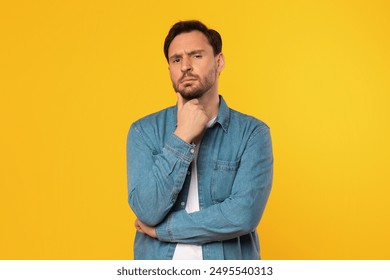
[187,171,191,175]
[190,148,195,154]
[181,202,185,207]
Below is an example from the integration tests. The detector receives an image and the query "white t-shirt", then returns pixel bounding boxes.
[172,117,216,260]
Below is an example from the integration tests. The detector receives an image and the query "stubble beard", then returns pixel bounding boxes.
[173,69,217,101]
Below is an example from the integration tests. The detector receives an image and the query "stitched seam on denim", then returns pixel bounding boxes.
[218,107,230,133]
[167,214,174,242]
[170,169,183,204]
[164,144,192,163]
[133,123,144,138]
[248,125,269,144]
[165,134,195,163]
[155,226,161,240]
[214,159,240,171]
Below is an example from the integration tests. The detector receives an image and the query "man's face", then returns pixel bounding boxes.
[168,31,223,100]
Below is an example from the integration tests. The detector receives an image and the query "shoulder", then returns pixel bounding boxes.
[130,106,176,134]
[133,106,175,125]
[218,95,269,136]
[229,108,270,137]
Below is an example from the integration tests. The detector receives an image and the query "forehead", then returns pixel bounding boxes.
[168,30,213,56]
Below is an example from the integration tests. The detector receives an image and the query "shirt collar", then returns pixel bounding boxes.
[214,95,230,133]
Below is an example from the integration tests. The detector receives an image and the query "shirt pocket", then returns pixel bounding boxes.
[211,159,240,203]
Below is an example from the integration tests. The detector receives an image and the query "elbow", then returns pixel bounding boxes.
[130,207,162,227]
[128,196,163,226]
[137,216,161,227]
[228,207,261,235]
[238,215,259,234]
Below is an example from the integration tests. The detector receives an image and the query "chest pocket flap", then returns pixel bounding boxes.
[211,159,240,203]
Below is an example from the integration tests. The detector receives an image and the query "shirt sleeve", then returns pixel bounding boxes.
[127,122,196,226]
[155,126,273,244]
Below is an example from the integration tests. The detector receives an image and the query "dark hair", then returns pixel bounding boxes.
[163,20,222,62]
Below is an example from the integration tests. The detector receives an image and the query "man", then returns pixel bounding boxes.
[127,20,273,260]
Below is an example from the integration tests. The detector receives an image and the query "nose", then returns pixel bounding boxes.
[180,56,192,73]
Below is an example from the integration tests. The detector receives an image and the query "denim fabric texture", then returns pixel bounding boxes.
[127,96,273,259]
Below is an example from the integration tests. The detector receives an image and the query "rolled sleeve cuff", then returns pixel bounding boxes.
[155,214,173,242]
[164,133,196,164]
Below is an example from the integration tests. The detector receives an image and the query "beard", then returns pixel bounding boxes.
[172,69,217,101]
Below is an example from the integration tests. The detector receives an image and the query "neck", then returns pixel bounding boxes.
[198,88,220,120]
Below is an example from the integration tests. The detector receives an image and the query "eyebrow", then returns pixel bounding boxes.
[169,49,206,61]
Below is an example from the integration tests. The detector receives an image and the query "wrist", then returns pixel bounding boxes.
[174,129,193,144]
[151,228,157,239]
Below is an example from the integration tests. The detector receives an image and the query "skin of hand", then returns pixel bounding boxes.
[135,218,157,238]
[174,92,210,144]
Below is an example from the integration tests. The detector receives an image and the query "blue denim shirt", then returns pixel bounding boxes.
[127,96,273,259]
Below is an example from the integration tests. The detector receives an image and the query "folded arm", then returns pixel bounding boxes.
[152,126,273,244]
[127,122,196,226]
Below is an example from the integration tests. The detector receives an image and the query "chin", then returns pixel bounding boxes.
[179,90,204,100]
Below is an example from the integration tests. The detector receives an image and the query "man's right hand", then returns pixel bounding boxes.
[174,92,209,144]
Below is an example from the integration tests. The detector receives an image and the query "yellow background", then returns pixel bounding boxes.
[1,0,389,259]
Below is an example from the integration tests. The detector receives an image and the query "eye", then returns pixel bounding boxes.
[193,54,202,59]
[170,58,181,64]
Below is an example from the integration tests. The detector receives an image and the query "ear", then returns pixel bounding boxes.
[216,53,225,73]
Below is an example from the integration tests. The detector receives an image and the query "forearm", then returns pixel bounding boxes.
[155,176,272,244]
[156,128,273,244]
[127,123,195,226]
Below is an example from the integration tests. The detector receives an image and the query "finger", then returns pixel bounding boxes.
[135,219,141,231]
[136,225,144,233]
[135,219,144,233]
[176,92,185,110]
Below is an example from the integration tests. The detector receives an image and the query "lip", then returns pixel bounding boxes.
[180,78,197,83]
